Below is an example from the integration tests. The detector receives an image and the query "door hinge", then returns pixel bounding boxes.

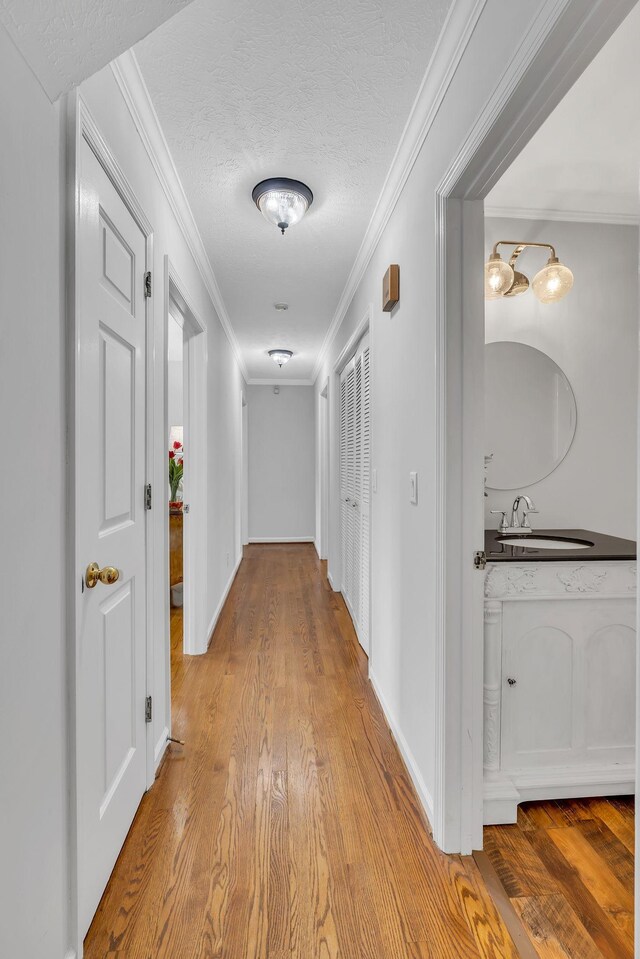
[473,550,487,570]
[145,695,153,723]
[145,483,152,510]
[144,271,152,298]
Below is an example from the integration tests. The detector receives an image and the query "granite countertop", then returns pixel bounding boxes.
[485,528,636,563]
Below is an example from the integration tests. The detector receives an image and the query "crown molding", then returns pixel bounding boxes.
[246,378,314,387]
[310,0,488,384]
[485,204,640,226]
[110,51,249,382]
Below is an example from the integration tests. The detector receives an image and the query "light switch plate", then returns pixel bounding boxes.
[372,468,377,493]
[409,471,418,504]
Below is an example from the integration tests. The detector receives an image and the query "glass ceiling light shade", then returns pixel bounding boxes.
[268,349,293,368]
[532,256,574,304]
[252,178,313,235]
[486,241,573,303]
[484,253,515,299]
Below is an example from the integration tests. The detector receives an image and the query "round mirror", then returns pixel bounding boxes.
[485,341,577,490]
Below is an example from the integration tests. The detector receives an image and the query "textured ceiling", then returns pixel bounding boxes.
[135,0,452,381]
[0,0,194,100]
[487,3,640,220]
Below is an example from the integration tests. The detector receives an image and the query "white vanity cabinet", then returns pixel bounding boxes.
[483,561,636,824]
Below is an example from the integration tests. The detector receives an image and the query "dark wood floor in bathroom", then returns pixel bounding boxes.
[482,796,635,959]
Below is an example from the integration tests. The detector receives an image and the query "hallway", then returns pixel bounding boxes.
[85,544,517,958]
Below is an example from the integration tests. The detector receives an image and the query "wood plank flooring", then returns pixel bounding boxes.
[171,604,183,670]
[85,543,521,958]
[483,797,635,959]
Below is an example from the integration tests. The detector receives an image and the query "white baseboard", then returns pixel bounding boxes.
[327,569,339,592]
[154,725,170,768]
[369,669,435,828]
[248,536,315,543]
[484,763,636,825]
[313,539,320,558]
[205,555,242,649]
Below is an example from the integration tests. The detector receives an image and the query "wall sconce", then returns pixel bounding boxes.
[485,241,574,303]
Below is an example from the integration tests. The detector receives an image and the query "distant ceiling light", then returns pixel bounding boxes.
[484,241,573,303]
[268,349,293,368]
[274,302,289,311]
[252,178,313,235]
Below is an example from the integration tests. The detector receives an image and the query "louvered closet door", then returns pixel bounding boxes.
[339,336,371,653]
[351,351,362,631]
[359,343,371,653]
[339,370,350,608]
[341,359,358,627]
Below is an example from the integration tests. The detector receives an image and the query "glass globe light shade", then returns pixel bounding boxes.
[252,179,313,234]
[268,349,293,368]
[532,257,574,303]
[484,253,515,299]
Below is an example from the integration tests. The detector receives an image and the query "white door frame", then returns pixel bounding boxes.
[235,388,243,559]
[433,0,638,856]
[241,391,249,547]
[164,258,207,662]
[319,377,330,560]
[68,94,155,953]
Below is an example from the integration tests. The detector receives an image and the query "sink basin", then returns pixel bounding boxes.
[497,535,595,550]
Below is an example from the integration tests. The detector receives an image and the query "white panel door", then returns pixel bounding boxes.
[76,140,149,937]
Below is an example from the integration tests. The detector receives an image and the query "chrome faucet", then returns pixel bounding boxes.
[510,494,538,531]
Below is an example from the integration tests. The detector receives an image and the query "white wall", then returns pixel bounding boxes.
[485,217,638,540]
[0,36,245,954]
[2,2,629,953]
[168,360,183,426]
[0,27,68,959]
[312,0,597,830]
[248,385,315,541]
[168,313,183,429]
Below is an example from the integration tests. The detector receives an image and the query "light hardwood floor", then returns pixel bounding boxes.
[85,543,521,958]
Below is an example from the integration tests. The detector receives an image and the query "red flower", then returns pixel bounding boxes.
[169,450,175,459]
[173,441,182,450]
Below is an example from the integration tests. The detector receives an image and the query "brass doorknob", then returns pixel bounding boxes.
[86,563,120,589]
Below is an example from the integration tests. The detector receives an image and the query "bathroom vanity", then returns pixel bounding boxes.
[483,528,636,824]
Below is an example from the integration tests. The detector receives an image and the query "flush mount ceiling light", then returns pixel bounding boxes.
[252,178,313,235]
[268,349,293,368]
[484,241,574,303]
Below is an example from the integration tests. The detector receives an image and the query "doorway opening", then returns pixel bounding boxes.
[471,6,639,955]
[164,259,208,695]
[167,307,185,674]
[430,0,637,864]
